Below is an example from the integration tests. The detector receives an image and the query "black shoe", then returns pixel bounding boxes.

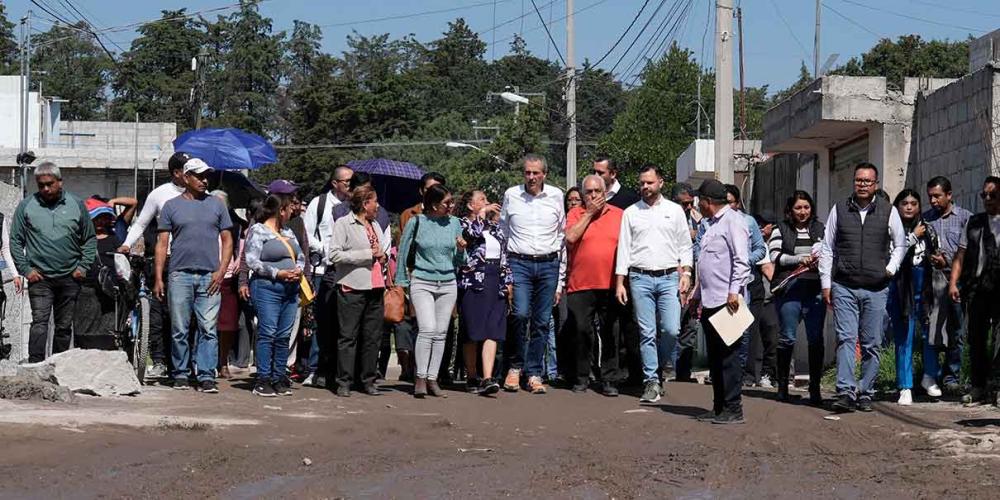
[831,394,855,413]
[196,380,219,394]
[856,397,874,412]
[273,380,293,396]
[336,386,351,397]
[712,409,746,425]
[601,383,619,397]
[252,381,276,397]
[172,378,190,390]
[478,378,500,396]
[466,377,482,394]
[696,409,720,422]
[571,382,589,393]
[362,383,381,396]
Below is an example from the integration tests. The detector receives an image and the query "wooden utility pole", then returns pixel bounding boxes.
[566,0,577,188]
[714,0,734,183]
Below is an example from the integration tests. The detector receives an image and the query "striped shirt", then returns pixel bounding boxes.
[768,225,819,280]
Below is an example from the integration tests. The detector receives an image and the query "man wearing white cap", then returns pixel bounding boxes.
[154,158,234,393]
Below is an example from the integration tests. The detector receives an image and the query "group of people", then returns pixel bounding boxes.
[4,151,1000,424]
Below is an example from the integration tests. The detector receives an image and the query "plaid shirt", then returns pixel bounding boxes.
[923,204,973,264]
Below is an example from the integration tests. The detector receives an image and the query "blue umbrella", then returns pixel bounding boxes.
[347,159,426,214]
[173,128,277,170]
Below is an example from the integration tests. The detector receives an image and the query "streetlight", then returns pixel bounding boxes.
[499,91,530,105]
[445,141,511,168]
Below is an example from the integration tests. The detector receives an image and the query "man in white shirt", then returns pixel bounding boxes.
[300,165,352,388]
[117,151,191,379]
[500,154,565,395]
[819,162,906,413]
[614,165,693,403]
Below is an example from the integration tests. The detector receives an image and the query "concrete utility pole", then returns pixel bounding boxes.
[18,11,32,195]
[565,0,577,189]
[814,0,821,78]
[714,0,734,184]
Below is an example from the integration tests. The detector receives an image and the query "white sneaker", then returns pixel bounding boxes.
[302,374,316,387]
[897,389,912,406]
[921,375,942,398]
[759,374,774,389]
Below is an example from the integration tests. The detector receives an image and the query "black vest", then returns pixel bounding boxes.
[959,213,1000,297]
[773,218,825,285]
[608,187,640,210]
[833,197,892,290]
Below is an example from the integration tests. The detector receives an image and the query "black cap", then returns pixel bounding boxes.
[698,179,727,202]
[168,151,193,172]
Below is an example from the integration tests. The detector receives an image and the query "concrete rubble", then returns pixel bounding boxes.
[1,349,142,398]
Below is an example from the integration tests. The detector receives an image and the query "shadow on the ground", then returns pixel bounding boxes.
[655,404,710,418]
[955,418,1000,428]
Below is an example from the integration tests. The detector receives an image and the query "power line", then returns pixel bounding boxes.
[624,0,693,87]
[768,0,811,63]
[591,0,652,68]
[906,0,1000,19]
[617,0,682,81]
[488,0,609,50]
[477,0,557,38]
[529,0,565,66]
[823,3,884,40]
[58,0,127,52]
[608,0,668,74]
[319,1,503,28]
[838,0,989,33]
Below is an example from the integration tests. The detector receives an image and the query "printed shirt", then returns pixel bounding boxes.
[923,204,972,263]
[458,217,513,296]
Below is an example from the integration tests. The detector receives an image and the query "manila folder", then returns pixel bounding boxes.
[708,295,754,346]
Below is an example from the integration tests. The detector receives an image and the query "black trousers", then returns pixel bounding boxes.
[745,300,779,382]
[315,279,339,380]
[144,263,172,365]
[336,288,383,389]
[702,305,743,413]
[611,297,641,384]
[676,304,701,380]
[967,292,1000,389]
[566,290,622,384]
[27,275,80,363]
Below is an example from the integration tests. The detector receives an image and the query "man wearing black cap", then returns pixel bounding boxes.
[119,151,192,379]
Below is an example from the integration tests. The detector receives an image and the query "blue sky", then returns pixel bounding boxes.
[7,0,999,93]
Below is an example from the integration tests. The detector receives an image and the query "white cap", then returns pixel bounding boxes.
[183,158,212,175]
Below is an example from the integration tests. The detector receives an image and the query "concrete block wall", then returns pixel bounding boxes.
[909,66,998,211]
[0,181,27,361]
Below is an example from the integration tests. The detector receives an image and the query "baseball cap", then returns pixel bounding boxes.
[183,158,212,175]
[267,179,299,195]
[168,151,193,171]
[85,198,115,220]
[697,179,727,202]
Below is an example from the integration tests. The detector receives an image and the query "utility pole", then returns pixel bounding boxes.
[814,0,821,78]
[18,11,32,195]
[565,0,577,188]
[133,112,139,198]
[737,7,746,140]
[714,0,734,184]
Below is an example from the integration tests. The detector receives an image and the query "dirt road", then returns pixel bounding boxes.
[1,374,998,499]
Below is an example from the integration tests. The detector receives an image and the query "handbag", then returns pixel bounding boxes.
[266,224,314,306]
[383,262,405,323]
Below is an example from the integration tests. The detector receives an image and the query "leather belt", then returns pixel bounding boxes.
[629,267,677,277]
[509,252,559,262]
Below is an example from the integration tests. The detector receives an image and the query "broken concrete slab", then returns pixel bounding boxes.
[27,349,142,397]
[0,375,75,402]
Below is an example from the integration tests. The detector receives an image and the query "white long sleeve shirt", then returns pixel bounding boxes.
[818,201,906,289]
[500,184,565,256]
[615,195,693,276]
[123,181,185,249]
[1,216,18,278]
[302,191,343,257]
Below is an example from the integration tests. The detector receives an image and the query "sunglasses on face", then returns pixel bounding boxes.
[981,191,998,201]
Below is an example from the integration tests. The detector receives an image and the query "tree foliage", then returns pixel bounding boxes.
[0,4,18,75]
[830,35,970,90]
[30,22,113,120]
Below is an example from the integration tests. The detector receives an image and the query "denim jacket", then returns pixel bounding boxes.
[458,217,512,296]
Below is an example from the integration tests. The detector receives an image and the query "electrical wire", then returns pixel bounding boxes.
[906,0,1000,19]
[608,0,668,74]
[768,0,811,63]
[488,0,608,49]
[624,0,693,87]
[319,1,503,28]
[838,0,988,33]
[823,3,885,40]
[590,0,651,68]
[616,0,683,81]
[529,0,565,66]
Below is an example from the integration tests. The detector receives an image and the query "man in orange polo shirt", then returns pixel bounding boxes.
[564,175,625,396]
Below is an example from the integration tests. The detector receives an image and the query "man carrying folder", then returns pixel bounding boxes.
[688,179,751,424]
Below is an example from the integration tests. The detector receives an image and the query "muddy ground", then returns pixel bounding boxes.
[1,370,999,499]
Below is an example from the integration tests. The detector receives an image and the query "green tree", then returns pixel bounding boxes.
[0,4,18,75]
[112,9,205,126]
[31,22,113,120]
[830,35,969,89]
[770,62,812,104]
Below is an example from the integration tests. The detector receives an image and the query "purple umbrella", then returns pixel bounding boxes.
[346,159,426,214]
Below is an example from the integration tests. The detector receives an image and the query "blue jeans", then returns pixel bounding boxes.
[509,258,560,377]
[776,280,826,348]
[628,271,681,382]
[168,271,221,383]
[887,267,925,390]
[832,282,888,399]
[251,278,300,383]
[545,312,559,379]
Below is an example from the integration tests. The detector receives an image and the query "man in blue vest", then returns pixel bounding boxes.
[819,162,906,412]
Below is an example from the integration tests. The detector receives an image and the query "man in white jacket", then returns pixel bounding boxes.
[118,151,192,379]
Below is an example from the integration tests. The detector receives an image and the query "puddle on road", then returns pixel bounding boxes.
[224,474,309,500]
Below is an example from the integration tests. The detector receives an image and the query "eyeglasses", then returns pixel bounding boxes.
[335,178,351,184]
[981,191,998,201]
[854,179,877,186]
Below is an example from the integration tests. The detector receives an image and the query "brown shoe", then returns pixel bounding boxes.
[414,377,427,398]
[219,366,231,379]
[427,380,448,398]
[503,369,521,392]
[528,376,547,394]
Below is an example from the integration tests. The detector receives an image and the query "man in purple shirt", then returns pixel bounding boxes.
[689,179,750,424]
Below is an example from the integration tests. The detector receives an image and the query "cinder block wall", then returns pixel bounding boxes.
[0,181,26,361]
[910,66,999,211]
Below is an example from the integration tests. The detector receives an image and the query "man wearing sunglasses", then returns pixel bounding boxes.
[819,162,906,413]
[948,176,1000,406]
